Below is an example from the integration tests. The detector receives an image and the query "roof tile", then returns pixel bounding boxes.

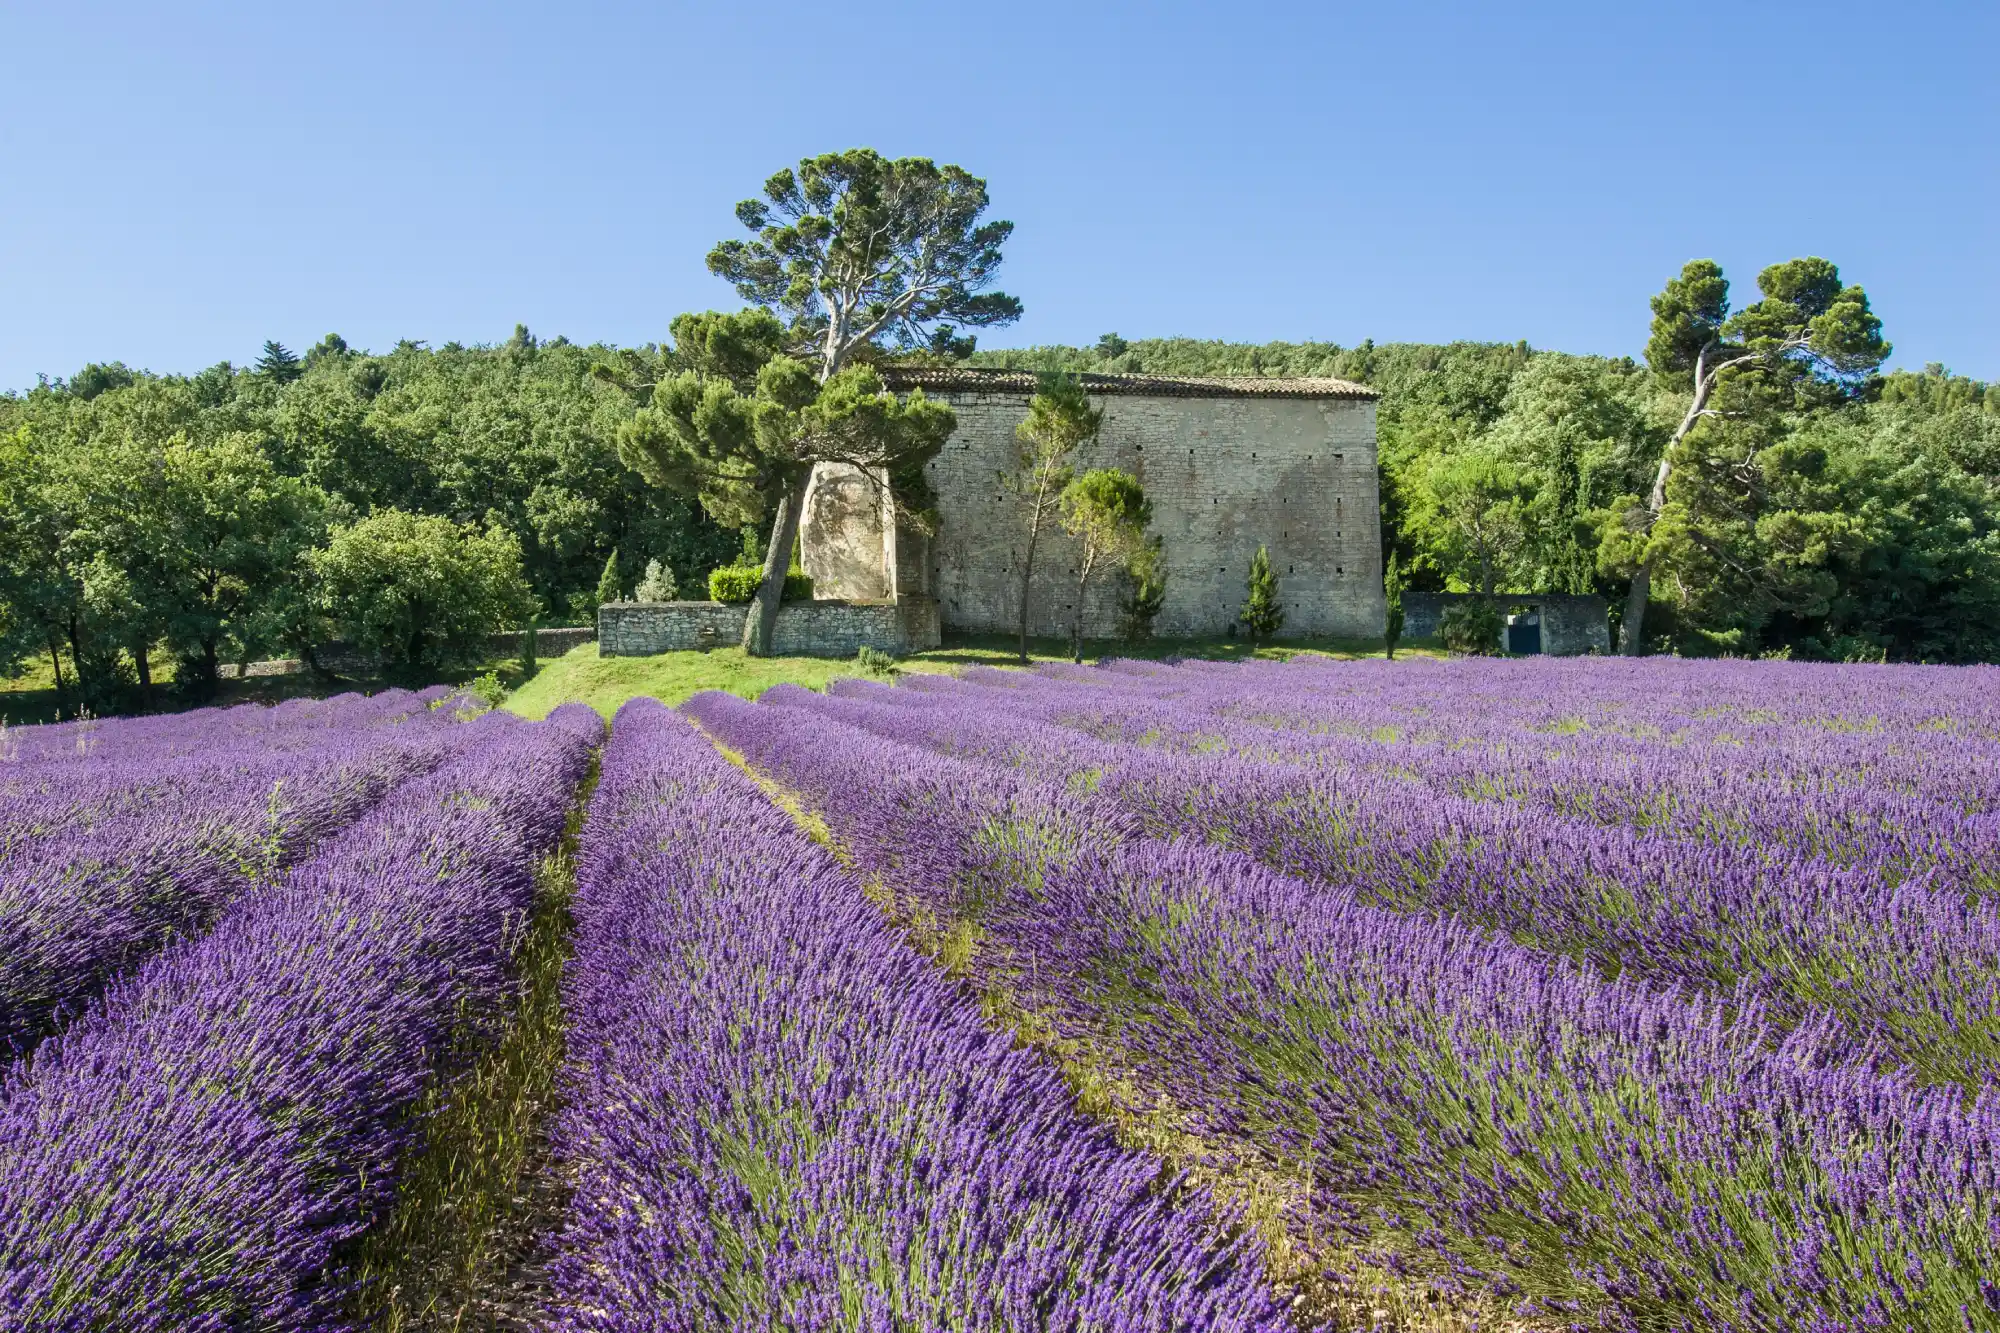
[879,366,1379,401]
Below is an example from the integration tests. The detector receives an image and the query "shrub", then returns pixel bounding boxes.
[465,670,508,710]
[708,565,813,604]
[634,559,678,602]
[1440,600,1504,655]
[1239,545,1284,645]
[1119,536,1166,642]
[855,645,903,678]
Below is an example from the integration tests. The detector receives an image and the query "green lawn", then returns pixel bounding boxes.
[504,633,1428,721]
[2,631,1432,728]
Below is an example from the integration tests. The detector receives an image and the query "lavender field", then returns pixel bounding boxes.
[3,658,1998,1331]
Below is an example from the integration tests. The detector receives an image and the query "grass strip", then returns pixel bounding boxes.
[348,754,600,1332]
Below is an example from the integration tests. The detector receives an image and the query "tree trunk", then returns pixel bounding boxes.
[66,613,88,712]
[743,483,805,657]
[1620,563,1652,656]
[134,643,153,711]
[1070,549,1097,664]
[45,634,69,720]
[1017,489,1047,664]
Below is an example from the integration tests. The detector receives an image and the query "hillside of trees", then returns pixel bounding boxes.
[975,337,2000,662]
[5,316,1996,717]
[0,329,739,713]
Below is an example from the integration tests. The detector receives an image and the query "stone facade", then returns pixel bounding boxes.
[597,598,940,658]
[799,369,1388,643]
[801,463,897,600]
[1402,592,1612,656]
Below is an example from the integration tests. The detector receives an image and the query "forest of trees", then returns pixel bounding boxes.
[0,329,741,712]
[5,273,1997,717]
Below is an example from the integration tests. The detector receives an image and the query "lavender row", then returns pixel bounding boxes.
[0,703,599,1330]
[0,697,485,1060]
[925,661,2000,876]
[686,689,2000,1331]
[0,684,458,772]
[0,688,463,844]
[786,680,2000,1089]
[551,698,1282,1332]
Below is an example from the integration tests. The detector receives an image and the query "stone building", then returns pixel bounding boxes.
[802,368,1387,643]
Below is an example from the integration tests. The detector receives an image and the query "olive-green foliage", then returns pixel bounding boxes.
[303,509,536,676]
[1383,552,1406,658]
[593,551,623,611]
[283,332,737,623]
[1059,468,1154,661]
[1119,535,1167,643]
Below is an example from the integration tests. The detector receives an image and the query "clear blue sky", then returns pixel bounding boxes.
[3,1,1994,391]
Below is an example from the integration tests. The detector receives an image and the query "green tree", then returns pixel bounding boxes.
[256,340,302,384]
[304,509,535,677]
[594,550,623,612]
[699,149,1021,653]
[155,433,322,695]
[1119,535,1167,643]
[1408,445,1532,597]
[1239,543,1284,646]
[1616,257,1890,653]
[617,313,956,654]
[1007,374,1100,660]
[1058,469,1153,662]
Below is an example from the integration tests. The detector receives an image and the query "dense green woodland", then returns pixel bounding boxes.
[4,323,1997,715]
[976,338,2000,662]
[0,330,741,712]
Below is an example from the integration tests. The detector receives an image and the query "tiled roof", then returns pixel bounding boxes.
[879,366,1379,401]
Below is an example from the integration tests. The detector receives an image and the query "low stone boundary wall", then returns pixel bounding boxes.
[598,597,940,658]
[217,625,596,680]
[1402,592,1610,656]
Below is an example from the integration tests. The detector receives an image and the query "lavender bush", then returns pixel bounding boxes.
[0,689,486,1059]
[0,703,599,1329]
[687,664,2000,1330]
[550,697,1283,1332]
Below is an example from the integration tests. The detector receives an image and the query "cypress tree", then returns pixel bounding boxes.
[1240,544,1284,647]
[594,551,622,610]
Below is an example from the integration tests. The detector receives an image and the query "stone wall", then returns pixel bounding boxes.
[1402,592,1611,656]
[919,392,1386,641]
[598,598,940,658]
[220,625,596,679]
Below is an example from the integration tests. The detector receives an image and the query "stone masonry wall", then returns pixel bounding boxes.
[923,392,1386,640]
[1402,592,1611,656]
[598,598,940,658]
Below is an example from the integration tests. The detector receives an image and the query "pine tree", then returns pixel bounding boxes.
[256,340,302,383]
[1240,544,1284,646]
